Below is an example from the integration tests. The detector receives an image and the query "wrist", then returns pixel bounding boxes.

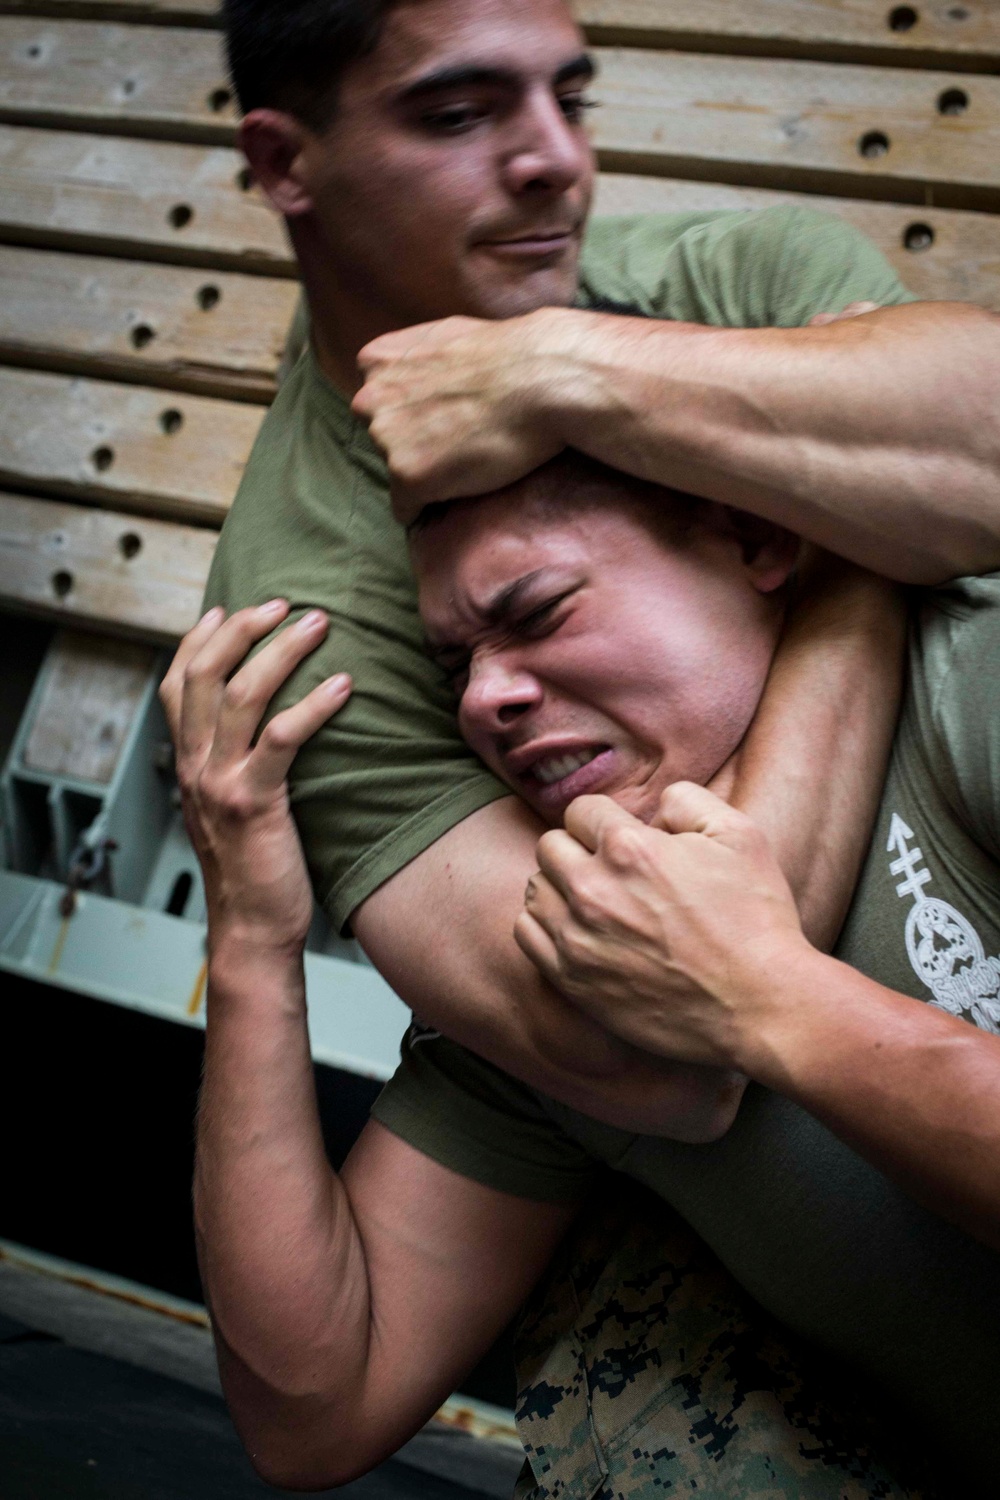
[208,930,307,1001]
[725,934,839,1086]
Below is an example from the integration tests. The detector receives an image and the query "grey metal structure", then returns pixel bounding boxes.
[0,630,411,1082]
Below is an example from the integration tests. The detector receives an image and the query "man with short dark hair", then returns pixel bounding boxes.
[207,0,999,1127]
[191,0,1000,1491]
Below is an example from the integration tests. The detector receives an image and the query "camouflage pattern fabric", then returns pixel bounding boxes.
[513,1182,935,1500]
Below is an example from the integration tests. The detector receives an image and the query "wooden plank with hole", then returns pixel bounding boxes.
[0,246,299,401]
[5,22,1000,208]
[574,1,1000,71]
[1,1,221,26]
[0,126,294,273]
[593,174,1000,307]
[0,366,264,523]
[24,630,157,782]
[6,0,1000,70]
[591,46,1000,210]
[0,490,215,641]
[0,18,236,142]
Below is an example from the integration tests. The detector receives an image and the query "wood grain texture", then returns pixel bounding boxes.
[574,1,1000,70]
[0,245,299,401]
[0,366,263,523]
[4,22,1000,207]
[24,629,156,782]
[0,18,235,142]
[1,1,220,26]
[0,126,295,273]
[0,489,215,641]
[5,0,999,68]
[593,174,1000,306]
[591,46,1000,210]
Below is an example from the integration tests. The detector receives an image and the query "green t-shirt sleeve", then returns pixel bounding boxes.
[581,205,916,328]
[203,355,508,933]
[372,1026,598,1202]
[924,575,1000,861]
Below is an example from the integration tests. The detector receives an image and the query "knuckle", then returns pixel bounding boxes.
[222,676,254,714]
[603,823,646,871]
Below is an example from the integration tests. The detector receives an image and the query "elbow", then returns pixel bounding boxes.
[244,1427,382,1492]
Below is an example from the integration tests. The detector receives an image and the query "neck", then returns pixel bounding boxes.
[293,221,409,397]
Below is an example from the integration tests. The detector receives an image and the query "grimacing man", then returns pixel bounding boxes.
[186,0,1000,1488]
[167,452,1000,1497]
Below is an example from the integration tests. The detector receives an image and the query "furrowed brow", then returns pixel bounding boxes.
[483,571,548,625]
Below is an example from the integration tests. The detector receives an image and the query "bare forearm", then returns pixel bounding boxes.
[197,944,370,1478]
[751,942,1000,1250]
[354,798,745,1140]
[545,301,1000,583]
[726,556,905,948]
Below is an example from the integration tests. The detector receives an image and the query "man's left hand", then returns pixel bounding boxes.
[515,783,809,1074]
[354,311,569,522]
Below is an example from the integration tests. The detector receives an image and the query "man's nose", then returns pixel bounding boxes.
[461,657,542,732]
[501,89,589,196]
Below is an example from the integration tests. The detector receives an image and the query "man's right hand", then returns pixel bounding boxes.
[159,603,351,957]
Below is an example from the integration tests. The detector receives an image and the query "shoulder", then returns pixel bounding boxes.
[204,352,374,614]
[579,205,914,327]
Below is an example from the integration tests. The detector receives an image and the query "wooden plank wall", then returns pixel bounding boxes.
[0,1,999,643]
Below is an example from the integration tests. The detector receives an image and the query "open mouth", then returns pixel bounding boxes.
[532,747,604,786]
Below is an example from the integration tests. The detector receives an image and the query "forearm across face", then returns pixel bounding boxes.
[541,301,1000,584]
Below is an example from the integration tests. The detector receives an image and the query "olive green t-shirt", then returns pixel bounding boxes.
[204,206,914,929]
[373,575,1000,1488]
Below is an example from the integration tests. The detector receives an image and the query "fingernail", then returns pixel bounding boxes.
[200,606,223,625]
[325,673,350,692]
[261,598,286,616]
[299,610,327,631]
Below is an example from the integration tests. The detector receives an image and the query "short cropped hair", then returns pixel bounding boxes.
[221,0,397,129]
[413,450,785,570]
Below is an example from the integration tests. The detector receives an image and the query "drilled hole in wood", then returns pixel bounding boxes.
[904,222,935,252]
[888,5,919,29]
[938,87,969,115]
[208,87,232,112]
[169,203,193,230]
[122,79,137,95]
[52,571,74,599]
[859,130,891,159]
[27,44,42,58]
[197,284,221,311]
[119,532,143,561]
[237,166,253,192]
[131,324,155,350]
[947,5,970,18]
[161,408,184,435]
[91,445,115,473]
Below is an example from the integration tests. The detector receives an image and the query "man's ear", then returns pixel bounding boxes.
[238,110,315,219]
[723,509,801,594]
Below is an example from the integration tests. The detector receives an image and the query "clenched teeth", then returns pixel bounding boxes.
[533,749,602,786]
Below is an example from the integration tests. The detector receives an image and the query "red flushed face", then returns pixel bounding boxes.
[412,482,795,827]
[293,0,596,330]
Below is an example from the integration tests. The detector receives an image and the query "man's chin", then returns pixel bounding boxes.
[466,262,580,321]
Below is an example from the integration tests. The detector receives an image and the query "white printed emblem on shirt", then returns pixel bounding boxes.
[888,813,1000,1034]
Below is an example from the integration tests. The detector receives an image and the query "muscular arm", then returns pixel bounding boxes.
[161,607,573,1490]
[357,300,1000,584]
[355,559,904,1133]
[517,785,1000,1250]
[201,947,571,1489]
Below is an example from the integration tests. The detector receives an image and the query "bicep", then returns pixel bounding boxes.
[353,800,746,1139]
[341,1119,575,1456]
